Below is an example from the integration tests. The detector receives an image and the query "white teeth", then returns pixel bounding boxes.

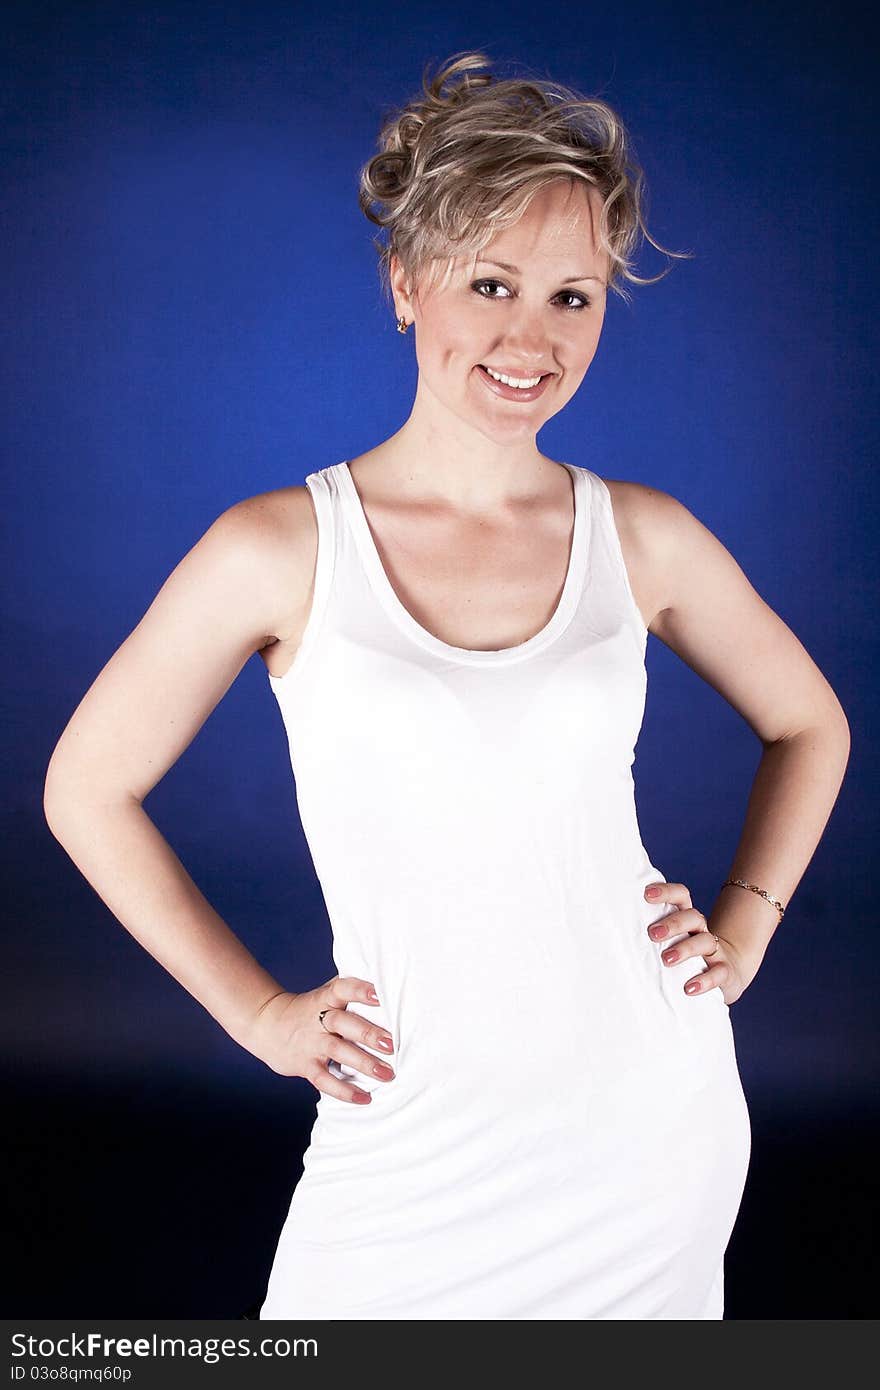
[483,366,543,389]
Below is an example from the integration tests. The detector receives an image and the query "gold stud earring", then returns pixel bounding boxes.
[397,315,409,334]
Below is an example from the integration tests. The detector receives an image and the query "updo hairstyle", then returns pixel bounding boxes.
[357,50,689,307]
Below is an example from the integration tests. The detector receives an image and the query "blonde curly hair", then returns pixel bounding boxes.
[357,50,689,307]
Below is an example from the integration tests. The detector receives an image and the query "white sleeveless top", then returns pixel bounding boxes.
[260,460,751,1321]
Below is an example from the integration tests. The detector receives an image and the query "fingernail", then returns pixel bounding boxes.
[645,886,661,898]
[663,949,679,964]
[649,924,668,940]
[685,979,701,994]
[367,989,380,1002]
[377,1035,394,1052]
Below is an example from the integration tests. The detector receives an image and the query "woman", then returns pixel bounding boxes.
[44,52,850,1320]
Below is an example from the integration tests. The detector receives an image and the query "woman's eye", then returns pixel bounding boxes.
[555,292,590,311]
[472,279,512,299]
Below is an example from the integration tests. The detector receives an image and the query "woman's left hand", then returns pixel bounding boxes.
[644,880,755,1007]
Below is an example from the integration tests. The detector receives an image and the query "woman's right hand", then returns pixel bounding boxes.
[240,977,396,1104]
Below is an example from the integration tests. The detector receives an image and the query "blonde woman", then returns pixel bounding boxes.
[44,52,850,1320]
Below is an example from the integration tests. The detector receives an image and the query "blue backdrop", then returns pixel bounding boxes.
[3,0,876,1317]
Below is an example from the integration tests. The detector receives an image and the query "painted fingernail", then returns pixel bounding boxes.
[685,979,701,994]
[373,1062,395,1078]
[663,949,680,964]
[649,925,668,940]
[377,1035,394,1052]
[645,886,661,898]
[367,988,380,1002]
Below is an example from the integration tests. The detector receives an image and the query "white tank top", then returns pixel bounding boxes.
[261,459,750,1321]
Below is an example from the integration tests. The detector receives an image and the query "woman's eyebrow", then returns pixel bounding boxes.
[475,257,605,284]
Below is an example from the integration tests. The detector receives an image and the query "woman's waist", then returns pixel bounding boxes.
[321,958,733,1121]
[327,862,671,969]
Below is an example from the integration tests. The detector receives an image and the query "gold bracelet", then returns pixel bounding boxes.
[721,878,785,921]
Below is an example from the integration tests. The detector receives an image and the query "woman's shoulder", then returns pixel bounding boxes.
[220,481,317,543]
[596,474,687,558]
[597,474,678,523]
[212,483,320,655]
[594,475,692,631]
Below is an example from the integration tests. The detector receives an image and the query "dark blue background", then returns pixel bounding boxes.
[3,0,876,1318]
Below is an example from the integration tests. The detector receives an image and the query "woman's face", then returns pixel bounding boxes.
[391,179,610,446]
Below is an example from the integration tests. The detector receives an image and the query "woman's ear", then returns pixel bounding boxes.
[389,253,415,322]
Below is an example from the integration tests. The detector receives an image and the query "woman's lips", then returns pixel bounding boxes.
[475,363,553,402]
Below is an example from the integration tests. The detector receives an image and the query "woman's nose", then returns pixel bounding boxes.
[499,311,553,362]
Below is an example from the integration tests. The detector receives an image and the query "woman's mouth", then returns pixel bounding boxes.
[476,363,553,402]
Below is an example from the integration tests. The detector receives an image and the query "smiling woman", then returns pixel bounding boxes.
[354,54,690,448]
[44,47,850,1326]
[383,176,613,446]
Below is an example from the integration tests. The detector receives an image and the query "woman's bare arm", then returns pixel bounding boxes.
[43,487,318,1049]
[609,479,851,980]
